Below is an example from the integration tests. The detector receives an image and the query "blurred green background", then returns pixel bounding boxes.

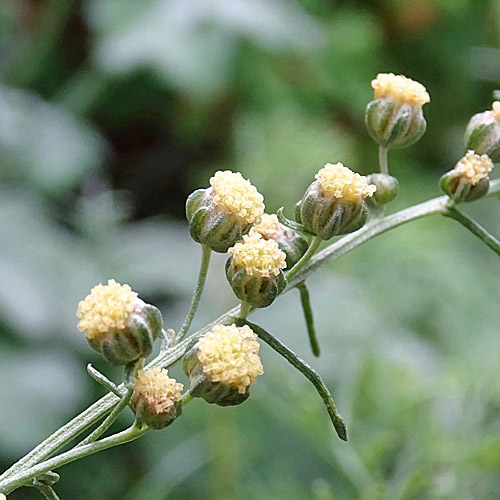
[1,0,500,499]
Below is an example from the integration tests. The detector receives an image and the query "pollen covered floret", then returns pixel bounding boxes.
[77,279,138,340]
[134,368,183,414]
[210,171,265,224]
[228,233,287,277]
[315,163,376,202]
[197,324,264,394]
[491,101,500,122]
[250,213,284,240]
[372,73,430,107]
[454,150,493,185]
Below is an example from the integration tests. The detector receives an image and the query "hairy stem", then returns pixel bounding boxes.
[379,146,389,174]
[32,481,61,500]
[287,235,322,281]
[237,319,347,441]
[443,205,500,256]
[177,245,212,341]
[297,281,320,357]
[87,364,125,399]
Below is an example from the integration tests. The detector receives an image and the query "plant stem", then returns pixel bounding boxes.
[87,364,125,399]
[239,302,252,320]
[286,235,322,282]
[237,319,347,441]
[32,481,60,500]
[379,146,389,174]
[0,424,148,495]
[177,245,212,341]
[297,281,320,357]
[76,389,133,448]
[4,179,500,492]
[443,205,500,257]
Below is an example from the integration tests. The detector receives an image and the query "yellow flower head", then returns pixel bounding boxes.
[315,163,376,202]
[372,73,430,107]
[197,324,263,394]
[77,279,138,340]
[249,213,285,240]
[491,101,500,122]
[454,150,493,185]
[228,233,287,277]
[210,170,265,224]
[134,368,183,414]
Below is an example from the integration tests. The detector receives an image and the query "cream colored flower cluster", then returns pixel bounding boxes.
[228,233,287,278]
[315,163,376,202]
[197,324,264,394]
[454,150,493,185]
[210,171,265,224]
[372,73,430,107]
[76,279,137,340]
[491,101,500,122]
[134,368,184,414]
[250,213,285,240]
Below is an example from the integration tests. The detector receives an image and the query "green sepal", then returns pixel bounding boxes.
[465,113,500,162]
[440,170,490,203]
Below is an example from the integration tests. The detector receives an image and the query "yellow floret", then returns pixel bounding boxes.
[134,368,183,414]
[210,171,265,224]
[197,324,264,394]
[250,213,284,240]
[228,233,287,277]
[455,150,493,185]
[372,73,430,107]
[315,163,376,202]
[76,279,137,340]
[492,101,500,122]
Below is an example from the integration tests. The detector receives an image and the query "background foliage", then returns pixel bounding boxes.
[1,1,500,499]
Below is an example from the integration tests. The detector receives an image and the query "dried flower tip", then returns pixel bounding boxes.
[228,233,287,277]
[210,171,265,224]
[198,324,264,394]
[250,213,284,240]
[134,368,183,414]
[315,163,376,202]
[492,101,500,122]
[77,279,138,340]
[372,73,430,107]
[454,150,493,185]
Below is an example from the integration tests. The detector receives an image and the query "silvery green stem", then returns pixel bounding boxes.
[87,364,125,399]
[297,281,320,357]
[32,481,60,500]
[379,146,389,174]
[286,235,322,282]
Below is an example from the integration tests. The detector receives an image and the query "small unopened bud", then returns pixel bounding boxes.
[296,163,375,240]
[186,171,265,253]
[365,73,430,149]
[440,150,493,203]
[77,279,162,365]
[365,173,399,210]
[183,324,263,406]
[249,213,308,268]
[132,368,183,429]
[226,233,286,308]
[465,101,500,162]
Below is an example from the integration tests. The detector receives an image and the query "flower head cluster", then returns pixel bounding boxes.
[315,163,376,202]
[210,171,265,224]
[134,368,183,414]
[372,73,430,107]
[228,233,286,277]
[250,213,285,240]
[454,150,493,185]
[197,324,263,394]
[77,279,137,340]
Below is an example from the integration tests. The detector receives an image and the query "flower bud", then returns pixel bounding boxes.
[365,73,430,149]
[295,163,375,240]
[365,173,399,210]
[131,368,183,429]
[465,101,500,162]
[440,150,493,203]
[226,233,286,308]
[249,213,308,268]
[77,279,162,365]
[186,170,265,253]
[183,324,263,406]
